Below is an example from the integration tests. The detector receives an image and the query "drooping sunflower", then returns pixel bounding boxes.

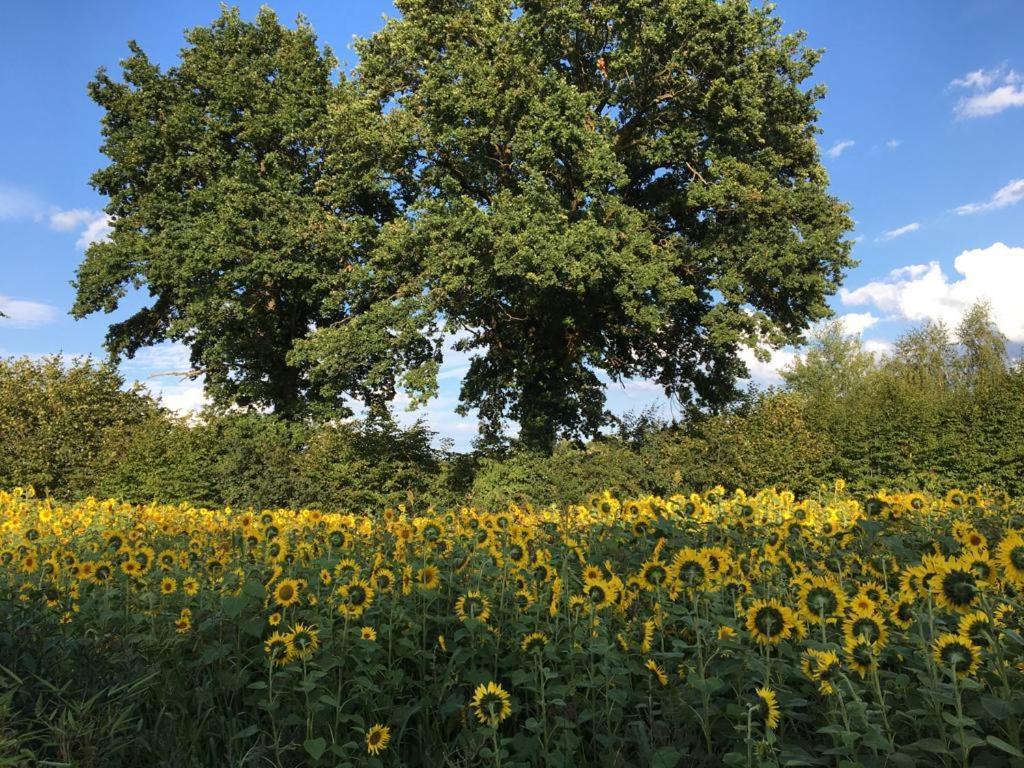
[365,724,391,755]
[644,659,668,686]
[754,687,780,730]
[272,578,301,609]
[470,681,512,728]
[933,633,981,679]
[745,599,798,645]
[455,591,492,623]
[520,631,548,653]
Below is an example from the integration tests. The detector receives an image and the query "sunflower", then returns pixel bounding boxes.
[958,610,993,649]
[520,631,548,653]
[455,591,492,623]
[173,608,192,634]
[996,531,1024,584]
[183,577,199,596]
[360,626,377,641]
[160,577,177,596]
[889,593,917,630]
[671,548,709,590]
[272,578,301,609]
[470,681,512,728]
[366,724,391,755]
[802,648,841,695]
[285,623,320,661]
[844,637,878,678]
[644,659,668,686]
[754,687,780,730]
[797,575,847,624]
[945,489,967,507]
[583,577,617,610]
[745,599,798,645]
[933,633,981,678]
[638,558,670,591]
[932,558,982,613]
[842,608,889,650]
[417,565,441,590]
[336,578,375,618]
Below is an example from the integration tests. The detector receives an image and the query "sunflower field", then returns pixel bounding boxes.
[3,485,1024,768]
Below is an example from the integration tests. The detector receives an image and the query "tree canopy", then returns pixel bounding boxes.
[75,2,854,450]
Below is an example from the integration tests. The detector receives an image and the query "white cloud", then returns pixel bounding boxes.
[0,295,59,328]
[44,207,112,249]
[951,66,1024,117]
[75,213,112,249]
[840,242,1024,341]
[863,339,894,357]
[885,139,902,149]
[738,345,798,388]
[956,179,1024,215]
[835,312,879,336]
[879,222,920,240]
[0,183,44,221]
[826,139,855,159]
[49,208,96,231]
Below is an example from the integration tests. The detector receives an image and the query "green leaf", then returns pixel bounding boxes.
[985,736,1024,759]
[304,737,327,761]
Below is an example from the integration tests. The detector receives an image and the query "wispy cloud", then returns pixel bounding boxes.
[0,295,59,328]
[878,222,920,241]
[0,183,44,221]
[951,65,1024,118]
[885,139,902,149]
[826,139,856,159]
[956,179,1024,215]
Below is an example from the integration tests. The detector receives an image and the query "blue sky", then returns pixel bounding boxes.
[2,1,1023,448]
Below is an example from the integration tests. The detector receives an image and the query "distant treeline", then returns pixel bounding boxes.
[2,304,1022,510]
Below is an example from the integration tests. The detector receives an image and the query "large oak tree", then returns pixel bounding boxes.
[78,2,853,450]
[297,0,854,450]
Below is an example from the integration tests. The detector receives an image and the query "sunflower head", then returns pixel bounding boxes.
[754,687,780,730]
[933,633,981,679]
[471,681,512,728]
[366,724,391,755]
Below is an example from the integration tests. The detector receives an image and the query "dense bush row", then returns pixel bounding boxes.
[2,308,1022,508]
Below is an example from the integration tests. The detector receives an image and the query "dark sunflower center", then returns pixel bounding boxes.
[754,607,784,637]
[678,562,705,585]
[851,618,880,643]
[645,565,666,585]
[941,570,977,606]
[806,587,839,617]
[1010,547,1024,571]
[941,643,973,672]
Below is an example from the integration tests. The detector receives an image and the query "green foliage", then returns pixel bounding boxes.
[0,355,157,496]
[73,8,360,417]
[77,3,854,451]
